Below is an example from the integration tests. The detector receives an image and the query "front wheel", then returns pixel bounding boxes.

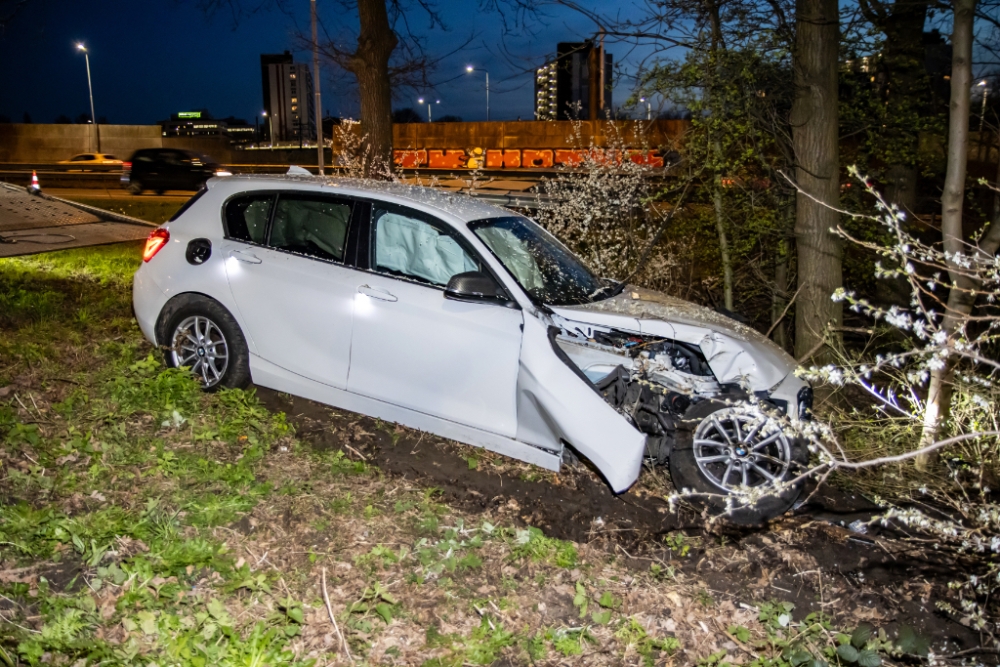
[161,296,251,391]
[668,401,808,524]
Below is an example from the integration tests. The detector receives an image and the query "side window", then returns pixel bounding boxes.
[372,206,479,287]
[225,194,274,244]
[268,194,353,262]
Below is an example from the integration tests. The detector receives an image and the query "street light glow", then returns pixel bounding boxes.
[417,97,425,104]
[76,43,87,52]
[466,65,474,72]
[980,80,988,87]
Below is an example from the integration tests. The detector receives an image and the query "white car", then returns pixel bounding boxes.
[133,175,811,522]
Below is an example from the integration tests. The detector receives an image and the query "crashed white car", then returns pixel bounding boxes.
[133,176,811,521]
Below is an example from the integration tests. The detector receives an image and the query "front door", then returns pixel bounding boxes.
[223,191,359,388]
[347,203,523,436]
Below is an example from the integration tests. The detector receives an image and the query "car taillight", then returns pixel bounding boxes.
[142,228,169,262]
[123,161,132,173]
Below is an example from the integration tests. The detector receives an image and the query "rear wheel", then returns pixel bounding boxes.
[160,296,250,391]
[669,401,807,524]
[127,181,143,195]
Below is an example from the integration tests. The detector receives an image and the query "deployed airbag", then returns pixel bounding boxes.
[375,211,477,285]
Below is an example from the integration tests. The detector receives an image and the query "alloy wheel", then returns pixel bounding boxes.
[692,407,793,493]
[170,315,229,388]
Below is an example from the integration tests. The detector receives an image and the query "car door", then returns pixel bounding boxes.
[347,202,524,437]
[223,190,360,389]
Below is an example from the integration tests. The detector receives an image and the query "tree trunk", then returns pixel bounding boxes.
[791,0,842,363]
[706,0,733,312]
[713,178,735,311]
[772,203,795,350]
[351,0,397,178]
[878,0,930,213]
[918,0,977,468]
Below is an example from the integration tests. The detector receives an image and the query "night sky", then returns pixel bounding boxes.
[0,0,654,126]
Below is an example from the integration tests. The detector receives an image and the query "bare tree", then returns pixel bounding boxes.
[790,0,842,363]
[917,0,998,467]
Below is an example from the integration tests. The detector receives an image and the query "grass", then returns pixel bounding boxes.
[0,242,901,666]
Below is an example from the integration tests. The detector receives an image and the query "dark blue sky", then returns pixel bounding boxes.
[0,0,658,125]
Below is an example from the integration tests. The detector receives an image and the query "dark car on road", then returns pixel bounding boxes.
[121,149,231,195]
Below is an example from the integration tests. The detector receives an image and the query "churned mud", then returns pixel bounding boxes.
[258,387,987,661]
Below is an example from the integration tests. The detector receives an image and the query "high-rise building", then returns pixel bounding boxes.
[261,52,316,143]
[535,42,613,121]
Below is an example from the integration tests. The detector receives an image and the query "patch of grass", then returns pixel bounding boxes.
[509,526,578,568]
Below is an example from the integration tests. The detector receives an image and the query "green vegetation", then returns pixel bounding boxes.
[0,243,905,664]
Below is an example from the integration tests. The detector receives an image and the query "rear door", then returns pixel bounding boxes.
[346,202,523,436]
[223,190,360,388]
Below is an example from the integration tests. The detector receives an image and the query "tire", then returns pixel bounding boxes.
[668,399,808,525]
[158,295,251,392]
[127,181,143,195]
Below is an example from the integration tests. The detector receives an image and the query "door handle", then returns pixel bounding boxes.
[358,285,397,302]
[230,249,262,264]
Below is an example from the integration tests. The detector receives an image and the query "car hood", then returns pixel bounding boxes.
[550,287,799,391]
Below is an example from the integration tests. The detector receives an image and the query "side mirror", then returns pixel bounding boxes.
[445,271,509,304]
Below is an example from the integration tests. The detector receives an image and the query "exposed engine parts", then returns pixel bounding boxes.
[553,325,725,464]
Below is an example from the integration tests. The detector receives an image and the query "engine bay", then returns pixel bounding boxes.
[553,322,723,464]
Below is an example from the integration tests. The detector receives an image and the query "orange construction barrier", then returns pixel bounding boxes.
[522,149,554,168]
[485,149,522,169]
[394,149,428,168]
[427,149,467,169]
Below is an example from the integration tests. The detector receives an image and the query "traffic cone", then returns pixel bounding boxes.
[27,170,41,195]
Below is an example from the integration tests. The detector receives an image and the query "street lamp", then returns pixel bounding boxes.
[262,111,274,148]
[465,65,489,122]
[417,97,440,123]
[639,97,651,121]
[311,0,324,175]
[76,43,100,152]
[980,80,989,133]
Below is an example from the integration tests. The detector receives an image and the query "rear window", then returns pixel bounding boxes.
[224,193,274,244]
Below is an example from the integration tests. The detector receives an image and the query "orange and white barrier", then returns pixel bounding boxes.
[394,147,667,170]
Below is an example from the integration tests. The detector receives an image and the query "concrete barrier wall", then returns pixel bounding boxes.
[0,124,163,162]
[1,119,688,164]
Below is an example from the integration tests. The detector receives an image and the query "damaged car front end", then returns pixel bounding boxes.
[472,216,811,522]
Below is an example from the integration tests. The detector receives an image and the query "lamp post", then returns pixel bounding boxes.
[311,0,324,175]
[76,43,100,152]
[465,65,489,121]
[263,111,274,148]
[980,80,989,132]
[417,97,440,123]
[980,80,989,160]
[639,96,651,120]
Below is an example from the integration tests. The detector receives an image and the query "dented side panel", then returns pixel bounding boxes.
[516,315,646,493]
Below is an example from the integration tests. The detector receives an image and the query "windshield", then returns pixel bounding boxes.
[470,216,610,306]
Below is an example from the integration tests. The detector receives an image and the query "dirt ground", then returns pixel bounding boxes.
[259,388,989,662]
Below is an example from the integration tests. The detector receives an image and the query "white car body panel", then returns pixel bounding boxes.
[133,175,808,497]
[223,240,356,389]
[250,353,561,472]
[348,271,523,437]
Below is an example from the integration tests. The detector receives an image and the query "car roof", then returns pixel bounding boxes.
[208,175,512,223]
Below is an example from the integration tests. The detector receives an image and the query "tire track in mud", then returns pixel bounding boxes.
[258,387,988,659]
